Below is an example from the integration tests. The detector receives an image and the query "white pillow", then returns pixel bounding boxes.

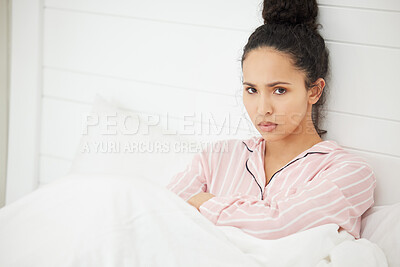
[69,94,200,186]
[361,202,400,267]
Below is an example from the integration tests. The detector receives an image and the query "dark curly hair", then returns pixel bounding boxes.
[242,0,330,137]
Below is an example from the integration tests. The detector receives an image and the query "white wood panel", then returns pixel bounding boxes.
[39,156,72,184]
[6,0,42,205]
[345,147,400,206]
[43,9,248,96]
[42,5,400,122]
[320,6,400,48]
[44,0,263,31]
[43,1,400,48]
[43,40,400,124]
[325,42,400,122]
[321,111,400,157]
[318,0,400,12]
[45,0,400,23]
[42,68,243,124]
[36,0,400,209]
[40,97,257,160]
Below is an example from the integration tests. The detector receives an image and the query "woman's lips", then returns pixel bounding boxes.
[258,123,277,132]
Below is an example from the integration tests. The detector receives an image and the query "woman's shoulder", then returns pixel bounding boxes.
[321,139,375,173]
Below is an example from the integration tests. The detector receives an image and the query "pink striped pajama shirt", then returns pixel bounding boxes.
[166,136,376,240]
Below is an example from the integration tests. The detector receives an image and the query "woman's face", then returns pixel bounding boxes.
[242,47,319,142]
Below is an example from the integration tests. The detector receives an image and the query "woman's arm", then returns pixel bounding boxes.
[197,161,376,240]
[187,192,215,211]
[166,151,209,202]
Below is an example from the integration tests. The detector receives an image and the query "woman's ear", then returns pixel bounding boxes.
[308,78,325,104]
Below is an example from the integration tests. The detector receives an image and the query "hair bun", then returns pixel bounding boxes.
[262,0,319,30]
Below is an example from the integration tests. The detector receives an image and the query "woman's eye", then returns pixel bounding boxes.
[274,88,286,95]
[246,87,257,94]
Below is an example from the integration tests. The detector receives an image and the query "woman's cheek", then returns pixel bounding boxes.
[287,109,307,135]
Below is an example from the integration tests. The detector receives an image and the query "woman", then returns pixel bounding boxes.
[166,0,376,240]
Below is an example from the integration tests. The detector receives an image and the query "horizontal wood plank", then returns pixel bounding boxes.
[44,0,263,32]
[44,2,400,48]
[324,42,400,122]
[321,111,400,157]
[319,6,400,48]
[318,0,400,12]
[43,9,249,97]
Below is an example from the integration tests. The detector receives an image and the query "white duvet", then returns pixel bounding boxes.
[0,174,387,267]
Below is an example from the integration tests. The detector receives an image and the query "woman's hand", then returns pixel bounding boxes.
[187,192,215,211]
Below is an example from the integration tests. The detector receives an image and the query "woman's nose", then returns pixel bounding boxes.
[257,95,273,115]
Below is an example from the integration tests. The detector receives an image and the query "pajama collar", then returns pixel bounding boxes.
[242,137,338,200]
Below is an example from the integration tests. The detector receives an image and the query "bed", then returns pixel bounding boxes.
[0,96,398,267]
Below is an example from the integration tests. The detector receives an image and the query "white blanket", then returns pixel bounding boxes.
[0,174,387,267]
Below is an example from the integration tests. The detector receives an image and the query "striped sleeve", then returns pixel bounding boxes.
[198,161,376,240]
[165,151,209,202]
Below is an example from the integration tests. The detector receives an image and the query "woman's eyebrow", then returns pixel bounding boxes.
[243,81,291,87]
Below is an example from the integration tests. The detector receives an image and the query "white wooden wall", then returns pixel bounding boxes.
[6,0,400,205]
